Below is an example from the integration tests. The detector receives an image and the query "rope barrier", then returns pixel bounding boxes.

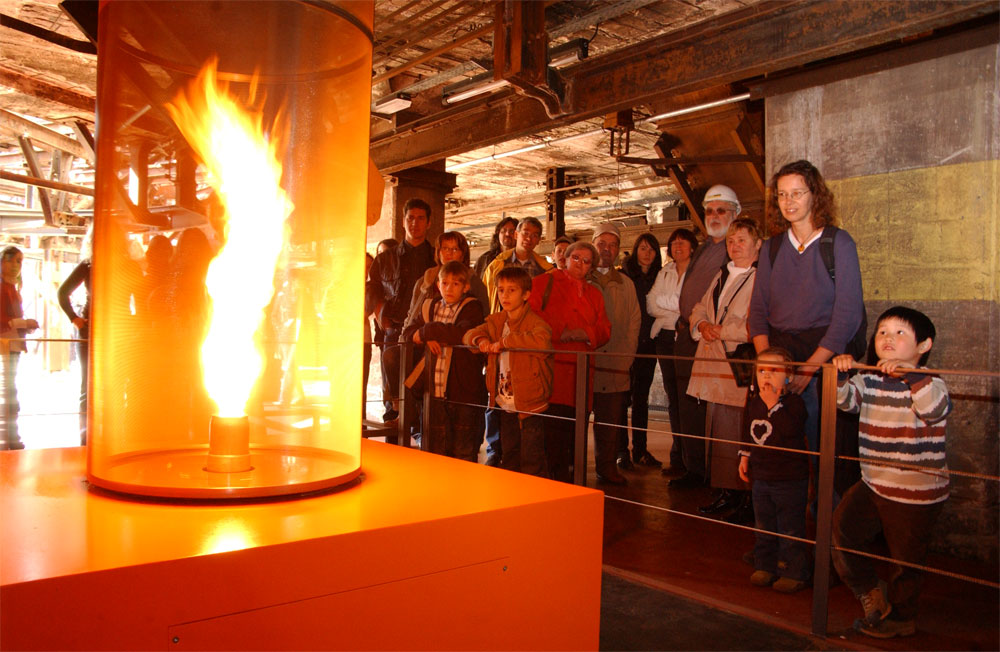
[434,396,1000,484]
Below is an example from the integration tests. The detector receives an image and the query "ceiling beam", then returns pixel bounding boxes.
[0,65,95,115]
[18,136,54,225]
[0,13,96,54]
[0,108,93,162]
[370,0,997,174]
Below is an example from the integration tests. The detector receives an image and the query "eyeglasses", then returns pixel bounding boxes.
[703,207,732,216]
[439,246,461,254]
[518,230,541,241]
[776,189,810,202]
[568,254,592,265]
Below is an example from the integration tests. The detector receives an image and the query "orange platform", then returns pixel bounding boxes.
[1,441,603,650]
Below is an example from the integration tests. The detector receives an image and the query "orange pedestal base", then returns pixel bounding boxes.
[1,441,603,650]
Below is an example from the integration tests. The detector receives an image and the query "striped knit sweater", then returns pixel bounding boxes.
[837,370,951,504]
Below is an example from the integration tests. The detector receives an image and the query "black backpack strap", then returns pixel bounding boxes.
[818,226,839,282]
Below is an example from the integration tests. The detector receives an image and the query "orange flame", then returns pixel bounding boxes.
[165,60,293,417]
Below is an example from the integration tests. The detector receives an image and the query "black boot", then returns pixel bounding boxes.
[699,489,740,514]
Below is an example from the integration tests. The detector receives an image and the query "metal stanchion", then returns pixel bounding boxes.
[421,347,432,452]
[573,352,588,486]
[397,341,411,448]
[811,363,839,636]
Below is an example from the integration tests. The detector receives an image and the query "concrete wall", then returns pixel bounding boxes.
[767,44,999,562]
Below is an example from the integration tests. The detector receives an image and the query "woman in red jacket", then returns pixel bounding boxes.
[529,241,611,482]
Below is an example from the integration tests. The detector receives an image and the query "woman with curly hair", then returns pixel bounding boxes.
[748,160,864,460]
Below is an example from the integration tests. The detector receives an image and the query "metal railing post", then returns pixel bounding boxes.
[397,340,411,448]
[573,352,588,486]
[421,347,432,452]
[811,363,839,636]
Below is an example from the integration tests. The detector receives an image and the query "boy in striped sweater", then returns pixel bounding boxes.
[831,306,950,640]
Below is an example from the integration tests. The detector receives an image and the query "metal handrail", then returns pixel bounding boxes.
[388,340,998,637]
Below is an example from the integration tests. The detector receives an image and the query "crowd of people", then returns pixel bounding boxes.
[364,161,953,640]
[0,159,952,641]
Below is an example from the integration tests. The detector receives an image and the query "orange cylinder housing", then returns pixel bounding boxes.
[87,1,373,498]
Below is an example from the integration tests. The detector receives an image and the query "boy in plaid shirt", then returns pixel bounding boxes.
[402,261,486,462]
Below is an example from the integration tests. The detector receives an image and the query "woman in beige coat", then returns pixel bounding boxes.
[686,218,763,522]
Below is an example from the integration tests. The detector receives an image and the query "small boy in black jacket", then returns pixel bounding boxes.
[738,347,811,593]
[402,261,486,462]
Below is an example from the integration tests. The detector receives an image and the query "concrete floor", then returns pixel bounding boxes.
[600,572,838,651]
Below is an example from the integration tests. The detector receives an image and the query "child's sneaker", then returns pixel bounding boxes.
[854,616,916,639]
[858,580,891,625]
[750,570,776,586]
[772,577,808,593]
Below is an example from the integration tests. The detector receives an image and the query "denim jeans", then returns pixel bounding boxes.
[427,399,484,463]
[1,352,21,449]
[380,327,401,410]
[499,411,547,478]
[484,407,502,461]
[752,478,810,581]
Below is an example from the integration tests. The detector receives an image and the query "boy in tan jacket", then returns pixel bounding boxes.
[464,267,553,477]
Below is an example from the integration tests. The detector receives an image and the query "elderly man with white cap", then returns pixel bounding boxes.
[590,222,640,485]
[667,184,741,489]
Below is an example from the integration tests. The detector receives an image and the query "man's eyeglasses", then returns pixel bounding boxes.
[703,207,732,216]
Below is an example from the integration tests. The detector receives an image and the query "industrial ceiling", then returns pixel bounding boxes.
[1,0,996,249]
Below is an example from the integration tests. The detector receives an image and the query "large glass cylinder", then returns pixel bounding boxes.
[87,1,373,498]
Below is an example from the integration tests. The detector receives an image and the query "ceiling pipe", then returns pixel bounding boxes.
[447,191,680,234]
[445,92,751,173]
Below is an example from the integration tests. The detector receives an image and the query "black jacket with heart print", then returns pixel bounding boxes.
[739,392,809,482]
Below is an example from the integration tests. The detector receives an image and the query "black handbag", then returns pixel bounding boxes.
[726,342,756,387]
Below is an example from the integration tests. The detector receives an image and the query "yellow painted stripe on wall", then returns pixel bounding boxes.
[829,159,999,303]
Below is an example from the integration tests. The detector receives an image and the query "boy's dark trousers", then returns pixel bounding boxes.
[832,480,943,620]
[427,399,484,463]
[752,478,810,581]
[498,411,548,478]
